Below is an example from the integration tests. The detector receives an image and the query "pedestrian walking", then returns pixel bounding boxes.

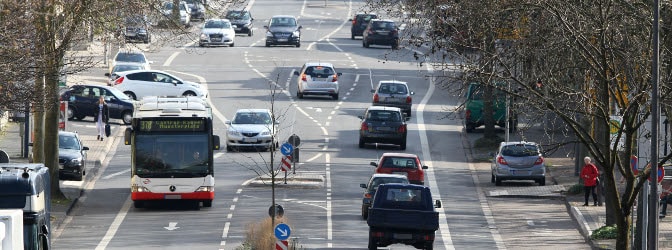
[93,96,109,141]
[581,156,600,206]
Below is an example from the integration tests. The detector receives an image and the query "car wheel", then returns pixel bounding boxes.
[332,94,339,100]
[67,106,75,120]
[351,33,355,40]
[359,137,365,148]
[491,173,495,183]
[399,138,407,150]
[230,43,234,47]
[363,40,369,48]
[362,206,368,220]
[203,200,213,207]
[406,110,412,117]
[226,145,233,152]
[265,42,271,47]
[297,91,304,99]
[182,91,197,97]
[133,201,144,208]
[392,41,399,50]
[124,91,137,100]
[368,235,377,250]
[75,114,86,120]
[143,38,149,44]
[538,178,546,186]
[425,242,434,250]
[248,30,253,36]
[199,43,204,47]
[495,178,502,186]
[122,111,133,125]
[74,171,83,181]
[296,42,301,48]
[466,124,475,133]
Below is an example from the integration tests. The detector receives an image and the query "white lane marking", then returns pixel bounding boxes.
[326,154,332,247]
[214,152,225,159]
[369,68,374,89]
[305,153,323,162]
[222,222,230,238]
[527,220,535,226]
[163,52,180,67]
[306,0,352,51]
[230,205,235,211]
[416,52,455,250]
[94,196,132,250]
[102,169,131,180]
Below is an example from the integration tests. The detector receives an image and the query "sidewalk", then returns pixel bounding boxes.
[464,125,672,249]
[0,120,117,233]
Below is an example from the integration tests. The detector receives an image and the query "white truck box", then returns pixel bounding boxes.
[0,209,23,250]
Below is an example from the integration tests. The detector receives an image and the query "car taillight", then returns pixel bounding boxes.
[301,74,307,81]
[332,74,338,82]
[364,193,372,199]
[391,29,398,35]
[373,93,379,103]
[465,109,471,120]
[114,76,124,85]
[406,96,412,103]
[352,18,356,25]
[361,122,369,131]
[534,156,544,165]
[398,124,406,133]
[497,156,508,165]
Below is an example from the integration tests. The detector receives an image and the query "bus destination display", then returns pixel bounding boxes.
[139,119,205,132]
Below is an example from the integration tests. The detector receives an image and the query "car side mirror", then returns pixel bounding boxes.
[435,200,442,208]
[489,152,496,157]
[405,117,411,121]
[263,25,268,29]
[422,165,428,169]
[82,146,90,151]
[41,224,49,235]
[298,25,303,29]
[104,73,110,77]
[225,121,232,125]
[360,183,367,188]
[370,162,377,167]
[149,61,154,64]
[370,89,375,93]
[358,115,364,119]
[410,91,415,95]
[337,72,342,76]
[251,18,254,21]
[348,18,353,21]
[294,71,300,76]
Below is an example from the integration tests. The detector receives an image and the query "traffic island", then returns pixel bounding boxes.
[248,174,324,189]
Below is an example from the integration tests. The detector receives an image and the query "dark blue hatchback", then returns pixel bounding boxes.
[60,85,135,124]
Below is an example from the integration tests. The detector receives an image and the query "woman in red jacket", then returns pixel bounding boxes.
[581,156,600,206]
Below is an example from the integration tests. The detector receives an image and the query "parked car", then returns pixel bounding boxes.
[61,85,135,124]
[184,0,205,21]
[293,62,341,100]
[58,131,89,181]
[360,173,409,219]
[349,13,378,39]
[225,10,254,36]
[370,153,427,185]
[464,82,516,132]
[161,1,191,26]
[371,80,414,117]
[225,109,278,152]
[367,183,441,250]
[491,141,546,186]
[199,19,236,47]
[265,15,301,47]
[124,15,151,43]
[362,19,400,49]
[358,106,409,149]
[105,63,148,86]
[110,69,208,100]
[109,50,152,76]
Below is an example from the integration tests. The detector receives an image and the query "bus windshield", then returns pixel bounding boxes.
[134,134,211,177]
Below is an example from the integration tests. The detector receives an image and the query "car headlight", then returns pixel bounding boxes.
[195,186,213,192]
[266,31,273,37]
[131,184,150,192]
[228,130,240,136]
[292,30,300,37]
[261,131,270,136]
[70,158,82,165]
[200,33,208,39]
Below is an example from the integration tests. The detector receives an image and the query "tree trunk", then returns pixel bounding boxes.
[32,77,44,164]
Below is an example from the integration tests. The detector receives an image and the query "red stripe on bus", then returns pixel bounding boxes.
[131,192,214,200]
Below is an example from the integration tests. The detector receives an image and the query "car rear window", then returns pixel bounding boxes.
[371,21,396,30]
[116,53,146,63]
[379,188,427,209]
[305,66,334,77]
[357,14,377,23]
[367,110,401,122]
[378,83,408,94]
[381,157,417,169]
[370,177,408,191]
[501,144,539,157]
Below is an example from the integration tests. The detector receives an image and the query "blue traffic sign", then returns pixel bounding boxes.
[274,223,291,240]
[280,143,293,156]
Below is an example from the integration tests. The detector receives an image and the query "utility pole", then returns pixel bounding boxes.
[648,0,661,248]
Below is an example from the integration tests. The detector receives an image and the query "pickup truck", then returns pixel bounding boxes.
[367,183,441,250]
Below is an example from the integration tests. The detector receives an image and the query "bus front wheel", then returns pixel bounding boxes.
[133,201,144,208]
[203,200,212,207]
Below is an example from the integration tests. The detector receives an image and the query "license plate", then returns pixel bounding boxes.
[392,172,408,176]
[212,39,221,42]
[376,127,393,131]
[384,97,402,103]
[393,233,412,240]
[277,38,288,42]
[243,137,258,142]
[234,28,241,31]
[165,194,181,199]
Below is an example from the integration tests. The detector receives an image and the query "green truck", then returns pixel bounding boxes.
[464,82,516,133]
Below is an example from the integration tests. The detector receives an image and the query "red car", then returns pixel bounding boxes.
[370,153,428,185]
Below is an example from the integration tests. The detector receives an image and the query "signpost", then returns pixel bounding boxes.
[274,223,291,241]
[287,135,301,173]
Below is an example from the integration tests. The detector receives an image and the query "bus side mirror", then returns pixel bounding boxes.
[435,200,442,208]
[213,135,221,150]
[41,224,50,235]
[124,128,132,145]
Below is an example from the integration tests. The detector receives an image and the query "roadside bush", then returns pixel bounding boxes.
[591,225,617,239]
[237,218,303,250]
[567,183,583,195]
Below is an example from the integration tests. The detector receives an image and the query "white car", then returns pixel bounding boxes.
[293,62,341,100]
[109,50,152,76]
[111,69,208,100]
[104,63,148,86]
[225,109,278,152]
[199,19,236,47]
[162,1,191,26]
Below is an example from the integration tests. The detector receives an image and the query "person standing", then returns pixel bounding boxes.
[581,156,600,206]
[93,96,109,141]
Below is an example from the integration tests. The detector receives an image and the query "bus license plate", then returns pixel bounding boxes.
[393,233,412,239]
[165,195,181,199]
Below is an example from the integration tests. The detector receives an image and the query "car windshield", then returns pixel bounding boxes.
[113,64,143,73]
[367,110,401,122]
[501,144,539,157]
[380,157,417,169]
[227,11,250,20]
[233,112,271,125]
[372,21,396,30]
[270,17,297,27]
[115,53,146,64]
[378,83,408,95]
[204,20,230,29]
[59,135,81,150]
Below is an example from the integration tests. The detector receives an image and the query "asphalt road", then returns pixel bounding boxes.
[52,0,588,249]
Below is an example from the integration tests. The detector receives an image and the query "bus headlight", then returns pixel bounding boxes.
[195,186,213,192]
[131,184,150,192]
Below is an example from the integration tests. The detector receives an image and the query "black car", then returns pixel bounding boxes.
[124,15,151,44]
[225,10,254,36]
[58,131,89,181]
[349,13,377,39]
[265,15,301,47]
[61,85,135,124]
[358,106,409,150]
[185,0,205,21]
[363,19,400,49]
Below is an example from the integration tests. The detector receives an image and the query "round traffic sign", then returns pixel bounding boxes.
[280,143,293,156]
[288,134,301,147]
[268,204,284,218]
[647,165,665,183]
[274,223,291,241]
